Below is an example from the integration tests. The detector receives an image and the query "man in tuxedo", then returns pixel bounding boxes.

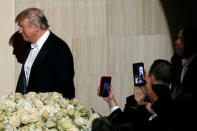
[98,59,175,131]
[171,26,197,130]
[15,8,75,99]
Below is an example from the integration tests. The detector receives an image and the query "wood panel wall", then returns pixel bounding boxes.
[0,0,15,95]
[15,0,173,115]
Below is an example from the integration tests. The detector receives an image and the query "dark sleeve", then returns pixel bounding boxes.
[151,97,176,122]
[108,108,123,127]
[151,98,167,115]
[151,97,177,130]
[51,43,75,99]
[124,95,137,112]
[108,106,148,130]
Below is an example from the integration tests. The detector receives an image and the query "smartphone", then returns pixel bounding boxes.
[99,76,112,97]
[133,62,145,86]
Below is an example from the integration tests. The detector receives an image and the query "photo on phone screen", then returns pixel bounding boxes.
[99,76,111,97]
[133,63,145,86]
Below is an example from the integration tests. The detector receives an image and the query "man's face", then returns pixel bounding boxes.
[18,19,37,43]
[175,30,184,56]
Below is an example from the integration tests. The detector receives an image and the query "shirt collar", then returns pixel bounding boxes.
[31,43,37,49]
[31,30,50,50]
[182,54,197,66]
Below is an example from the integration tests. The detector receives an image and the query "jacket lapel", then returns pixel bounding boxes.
[29,32,51,74]
[181,56,197,85]
[31,45,48,70]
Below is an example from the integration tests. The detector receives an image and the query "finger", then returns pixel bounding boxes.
[142,69,148,81]
[134,87,139,95]
[143,101,148,105]
[109,84,114,97]
[134,87,137,94]
[97,86,101,96]
[144,69,148,77]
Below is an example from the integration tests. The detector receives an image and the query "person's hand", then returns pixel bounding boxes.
[134,87,147,106]
[140,70,152,95]
[97,85,114,103]
[146,102,156,115]
[141,69,158,103]
[97,85,117,108]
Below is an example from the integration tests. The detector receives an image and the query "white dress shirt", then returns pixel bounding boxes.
[24,30,50,85]
[110,106,120,113]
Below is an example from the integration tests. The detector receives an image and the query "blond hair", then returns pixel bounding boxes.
[15,8,49,30]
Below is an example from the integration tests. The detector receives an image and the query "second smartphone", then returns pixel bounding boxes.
[99,76,112,97]
[133,62,146,86]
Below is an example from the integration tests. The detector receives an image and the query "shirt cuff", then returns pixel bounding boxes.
[149,113,157,121]
[110,106,119,113]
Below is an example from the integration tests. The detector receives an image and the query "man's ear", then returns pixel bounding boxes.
[33,24,41,32]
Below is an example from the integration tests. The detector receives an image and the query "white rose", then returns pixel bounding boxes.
[57,119,77,131]
[60,109,68,117]
[8,115,20,127]
[17,106,28,116]
[55,111,63,120]
[41,109,49,119]
[74,116,85,127]
[0,122,5,130]
[74,111,80,118]
[0,103,6,110]
[46,120,56,128]
[34,127,43,131]
[60,99,69,108]
[25,92,37,101]
[0,114,4,122]
[21,109,40,124]
[45,99,55,106]
[29,109,40,123]
[26,92,37,97]
[8,93,15,101]
[33,99,43,108]
[67,109,75,117]
[5,107,15,116]
[20,126,29,131]
[48,128,58,131]
[14,93,24,101]
[38,93,49,102]
[35,120,44,129]
[21,113,30,124]
[71,98,78,106]
[51,92,63,103]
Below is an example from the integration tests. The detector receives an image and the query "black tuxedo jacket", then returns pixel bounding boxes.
[171,53,196,130]
[16,31,75,99]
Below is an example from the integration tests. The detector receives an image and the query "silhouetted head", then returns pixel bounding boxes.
[91,117,115,131]
[9,31,30,64]
[149,59,172,85]
[175,26,197,58]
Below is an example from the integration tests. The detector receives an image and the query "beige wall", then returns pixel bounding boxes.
[0,0,16,95]
[0,0,173,115]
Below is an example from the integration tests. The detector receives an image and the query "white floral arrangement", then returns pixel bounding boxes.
[0,92,100,131]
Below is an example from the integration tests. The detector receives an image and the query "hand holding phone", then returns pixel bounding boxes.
[133,62,146,86]
[99,76,112,97]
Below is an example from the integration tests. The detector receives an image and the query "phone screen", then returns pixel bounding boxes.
[133,63,145,86]
[99,76,111,97]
